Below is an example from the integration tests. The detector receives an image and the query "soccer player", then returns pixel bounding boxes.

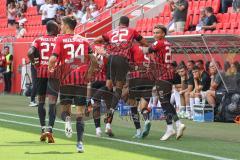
[147,24,186,140]
[48,16,94,153]
[28,20,59,143]
[92,16,148,137]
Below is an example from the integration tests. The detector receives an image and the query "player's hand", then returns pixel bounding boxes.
[48,65,55,73]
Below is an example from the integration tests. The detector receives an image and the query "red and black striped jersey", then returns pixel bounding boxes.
[129,39,174,81]
[52,34,92,86]
[32,35,57,78]
[102,26,142,61]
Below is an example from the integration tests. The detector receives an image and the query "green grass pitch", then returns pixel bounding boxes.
[0,95,240,160]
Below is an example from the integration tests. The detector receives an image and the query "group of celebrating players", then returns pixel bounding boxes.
[27,15,186,153]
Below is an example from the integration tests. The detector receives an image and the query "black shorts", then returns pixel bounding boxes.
[91,81,106,89]
[60,85,87,106]
[128,78,155,100]
[128,78,172,103]
[37,78,59,97]
[106,55,129,82]
[8,19,15,25]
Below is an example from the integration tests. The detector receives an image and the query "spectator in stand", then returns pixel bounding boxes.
[221,0,233,13]
[56,5,66,24]
[44,0,58,23]
[21,0,28,13]
[81,6,91,24]
[57,0,65,10]
[89,0,97,10]
[169,0,188,32]
[106,0,116,8]
[90,5,100,21]
[8,2,17,26]
[233,0,240,12]
[65,7,73,16]
[72,6,83,23]
[202,7,217,31]
[16,22,26,38]
[18,13,27,26]
[36,0,45,12]
[196,8,208,31]
[81,0,90,13]
[39,0,49,25]
[15,2,22,17]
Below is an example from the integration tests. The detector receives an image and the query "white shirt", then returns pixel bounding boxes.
[36,0,45,5]
[40,3,47,20]
[106,0,116,8]
[45,4,58,19]
[91,10,100,19]
[81,13,89,24]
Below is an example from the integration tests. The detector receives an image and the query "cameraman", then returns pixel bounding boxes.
[169,0,188,32]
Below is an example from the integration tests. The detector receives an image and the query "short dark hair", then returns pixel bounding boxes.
[177,64,187,70]
[188,60,195,64]
[62,16,77,30]
[192,65,200,71]
[205,7,213,13]
[154,24,167,35]
[119,16,129,27]
[46,20,59,36]
[196,59,204,65]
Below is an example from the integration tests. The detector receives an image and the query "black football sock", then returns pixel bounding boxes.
[76,117,85,142]
[38,103,46,127]
[48,104,56,133]
[131,107,141,129]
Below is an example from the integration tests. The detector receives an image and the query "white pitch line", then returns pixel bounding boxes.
[0,115,236,160]
[0,112,94,125]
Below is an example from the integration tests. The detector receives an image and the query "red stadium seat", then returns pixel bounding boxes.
[216,23,223,30]
[192,1,199,10]
[212,0,221,13]
[230,22,238,30]
[206,0,212,7]
[222,13,230,23]
[199,1,206,10]
[223,23,231,29]
[229,13,238,22]
[216,13,223,23]
[192,14,199,26]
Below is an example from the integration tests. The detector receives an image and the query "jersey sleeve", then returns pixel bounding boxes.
[133,29,143,42]
[149,40,163,53]
[102,32,110,42]
[32,38,39,49]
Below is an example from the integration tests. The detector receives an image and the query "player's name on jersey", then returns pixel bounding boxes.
[62,38,85,43]
[41,61,49,65]
[39,37,57,41]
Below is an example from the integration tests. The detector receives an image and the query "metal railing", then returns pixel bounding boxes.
[74,0,135,34]
[84,0,154,37]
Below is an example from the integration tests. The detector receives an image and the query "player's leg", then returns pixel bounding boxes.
[60,91,73,138]
[160,90,186,141]
[74,96,86,153]
[37,78,48,141]
[90,81,106,137]
[46,78,59,143]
